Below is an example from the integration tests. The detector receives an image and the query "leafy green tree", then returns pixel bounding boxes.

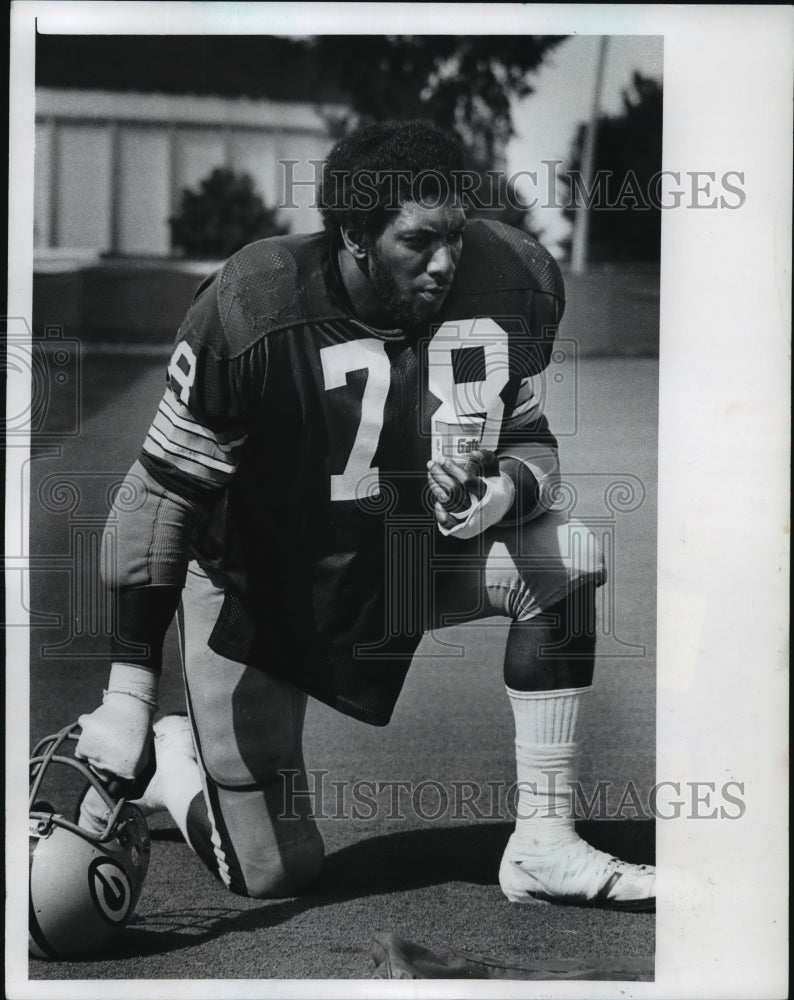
[169,168,288,260]
[561,73,663,262]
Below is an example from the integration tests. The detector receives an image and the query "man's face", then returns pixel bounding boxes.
[366,200,467,326]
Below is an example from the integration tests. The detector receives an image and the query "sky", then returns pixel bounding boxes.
[507,35,664,252]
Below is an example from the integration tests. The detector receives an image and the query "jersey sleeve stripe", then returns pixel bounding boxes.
[498,442,560,509]
[143,424,237,478]
[145,422,237,472]
[160,390,246,450]
[503,399,544,429]
[142,434,235,486]
[505,376,543,425]
[506,396,542,423]
[150,407,244,465]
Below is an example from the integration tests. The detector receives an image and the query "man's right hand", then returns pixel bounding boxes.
[75,663,159,781]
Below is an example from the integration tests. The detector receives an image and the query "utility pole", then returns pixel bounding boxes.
[571,36,609,274]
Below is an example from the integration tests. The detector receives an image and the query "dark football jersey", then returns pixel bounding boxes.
[139,220,564,724]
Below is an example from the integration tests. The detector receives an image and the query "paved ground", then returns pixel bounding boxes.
[26,352,657,982]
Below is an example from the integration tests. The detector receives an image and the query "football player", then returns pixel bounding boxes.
[74,121,654,909]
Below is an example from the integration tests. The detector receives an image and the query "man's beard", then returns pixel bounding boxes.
[368,249,435,328]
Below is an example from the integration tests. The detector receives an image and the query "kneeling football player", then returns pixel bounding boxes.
[75,120,654,911]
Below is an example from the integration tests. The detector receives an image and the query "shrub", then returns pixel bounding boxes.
[169,167,288,259]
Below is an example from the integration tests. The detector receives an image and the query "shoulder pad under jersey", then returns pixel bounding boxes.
[215,232,345,355]
[444,220,565,317]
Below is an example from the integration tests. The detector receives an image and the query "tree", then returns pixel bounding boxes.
[561,73,663,262]
[301,36,565,234]
[169,169,288,260]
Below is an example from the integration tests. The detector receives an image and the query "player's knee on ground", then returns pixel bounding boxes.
[225,798,325,900]
[191,728,325,898]
[187,779,325,899]
[240,830,325,900]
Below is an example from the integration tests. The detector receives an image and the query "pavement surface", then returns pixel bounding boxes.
[26,352,657,982]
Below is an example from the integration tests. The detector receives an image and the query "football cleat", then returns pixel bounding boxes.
[29,724,151,960]
[499,836,655,912]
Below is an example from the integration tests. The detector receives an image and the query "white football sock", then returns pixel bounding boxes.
[133,715,203,847]
[506,685,592,857]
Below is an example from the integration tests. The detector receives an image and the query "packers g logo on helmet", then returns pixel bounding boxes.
[88,858,134,924]
[28,724,150,960]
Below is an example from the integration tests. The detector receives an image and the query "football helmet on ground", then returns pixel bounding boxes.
[29,724,151,960]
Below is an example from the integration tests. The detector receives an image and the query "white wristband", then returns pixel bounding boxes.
[438,473,515,539]
[106,662,159,710]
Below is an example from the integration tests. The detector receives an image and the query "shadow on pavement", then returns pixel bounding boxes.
[72,819,655,963]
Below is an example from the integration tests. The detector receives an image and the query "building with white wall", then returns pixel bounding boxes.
[35,88,339,257]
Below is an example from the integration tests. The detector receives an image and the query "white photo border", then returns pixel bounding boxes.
[7,4,791,998]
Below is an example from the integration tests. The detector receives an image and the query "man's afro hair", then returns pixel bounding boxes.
[318,120,465,244]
